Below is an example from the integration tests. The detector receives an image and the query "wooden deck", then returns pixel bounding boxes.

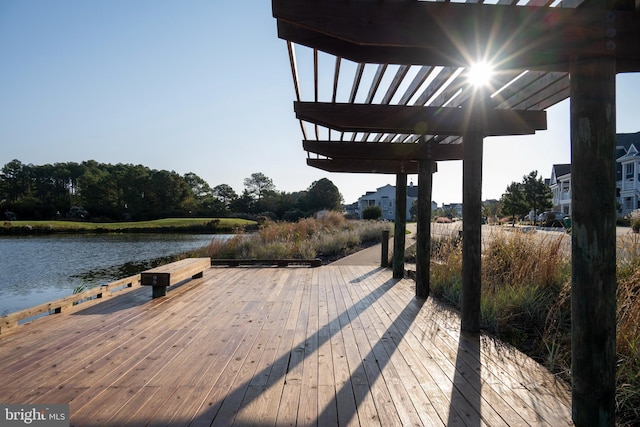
[0,266,572,426]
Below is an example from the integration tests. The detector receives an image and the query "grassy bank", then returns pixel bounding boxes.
[197,211,390,263]
[0,218,256,235]
[427,228,639,426]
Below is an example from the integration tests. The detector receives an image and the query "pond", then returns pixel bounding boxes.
[0,234,230,316]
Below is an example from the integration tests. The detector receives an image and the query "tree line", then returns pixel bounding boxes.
[0,160,343,222]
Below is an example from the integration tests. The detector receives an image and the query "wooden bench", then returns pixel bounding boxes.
[141,258,210,298]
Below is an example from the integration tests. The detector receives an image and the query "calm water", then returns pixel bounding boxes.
[0,234,229,316]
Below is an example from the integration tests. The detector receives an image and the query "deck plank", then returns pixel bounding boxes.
[0,266,573,426]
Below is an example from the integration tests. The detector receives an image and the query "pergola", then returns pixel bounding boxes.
[272,1,640,425]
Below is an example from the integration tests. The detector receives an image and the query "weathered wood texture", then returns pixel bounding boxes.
[461,91,485,333]
[0,266,572,426]
[569,56,617,427]
[393,174,407,279]
[416,160,434,299]
[380,229,390,268]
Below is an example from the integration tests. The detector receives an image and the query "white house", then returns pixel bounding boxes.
[618,143,640,215]
[548,131,640,218]
[357,183,433,220]
[549,164,572,215]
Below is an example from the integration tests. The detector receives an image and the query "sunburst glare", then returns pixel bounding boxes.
[467,61,493,87]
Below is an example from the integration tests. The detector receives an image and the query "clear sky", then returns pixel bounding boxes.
[1,1,639,206]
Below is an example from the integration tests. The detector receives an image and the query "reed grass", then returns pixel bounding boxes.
[429,227,639,425]
[201,212,390,262]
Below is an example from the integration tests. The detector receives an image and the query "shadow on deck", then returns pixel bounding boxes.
[0,266,572,426]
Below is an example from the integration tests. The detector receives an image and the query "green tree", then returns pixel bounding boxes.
[244,172,275,201]
[183,172,215,216]
[212,184,238,209]
[121,164,151,220]
[500,182,528,225]
[1,159,30,202]
[78,160,112,218]
[304,178,343,212]
[230,190,254,215]
[482,199,500,222]
[522,170,552,220]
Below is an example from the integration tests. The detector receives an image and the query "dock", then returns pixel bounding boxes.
[0,265,572,426]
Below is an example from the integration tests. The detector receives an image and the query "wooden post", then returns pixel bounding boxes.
[393,173,407,278]
[381,229,390,268]
[461,89,485,333]
[416,160,434,299]
[570,55,617,427]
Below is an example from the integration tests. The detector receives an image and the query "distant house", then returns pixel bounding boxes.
[357,182,433,220]
[441,203,463,218]
[550,163,572,215]
[343,201,359,218]
[548,131,640,218]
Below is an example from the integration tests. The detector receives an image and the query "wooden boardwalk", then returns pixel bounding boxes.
[0,266,572,426]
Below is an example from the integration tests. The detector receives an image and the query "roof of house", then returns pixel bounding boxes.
[359,184,419,200]
[617,132,640,150]
[552,164,571,179]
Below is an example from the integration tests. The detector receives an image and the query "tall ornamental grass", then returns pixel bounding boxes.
[429,228,639,425]
[201,212,390,262]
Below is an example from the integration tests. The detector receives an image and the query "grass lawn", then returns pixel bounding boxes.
[2,218,256,233]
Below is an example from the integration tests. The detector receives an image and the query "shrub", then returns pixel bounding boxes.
[435,216,452,223]
[362,205,382,220]
[629,209,640,233]
[199,216,389,263]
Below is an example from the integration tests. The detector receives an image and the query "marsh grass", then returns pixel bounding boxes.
[201,212,390,262]
[429,227,639,425]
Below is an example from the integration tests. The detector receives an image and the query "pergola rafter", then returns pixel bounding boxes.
[275,0,640,72]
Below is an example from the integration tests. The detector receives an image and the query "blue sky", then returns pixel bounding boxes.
[1,1,639,206]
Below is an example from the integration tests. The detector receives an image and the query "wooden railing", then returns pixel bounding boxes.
[0,274,141,336]
[210,259,322,267]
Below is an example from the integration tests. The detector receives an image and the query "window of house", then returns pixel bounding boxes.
[626,164,634,180]
[625,197,633,210]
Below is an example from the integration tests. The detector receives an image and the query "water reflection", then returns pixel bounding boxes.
[0,234,229,315]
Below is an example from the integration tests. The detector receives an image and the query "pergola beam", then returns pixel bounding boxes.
[295,102,547,136]
[302,140,463,161]
[274,0,640,72]
[306,158,418,174]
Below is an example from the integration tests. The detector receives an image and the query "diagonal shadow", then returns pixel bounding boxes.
[348,266,386,283]
[189,267,401,426]
[319,274,482,426]
[315,280,427,426]
[447,332,481,427]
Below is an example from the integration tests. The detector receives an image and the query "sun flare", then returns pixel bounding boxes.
[467,61,493,87]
